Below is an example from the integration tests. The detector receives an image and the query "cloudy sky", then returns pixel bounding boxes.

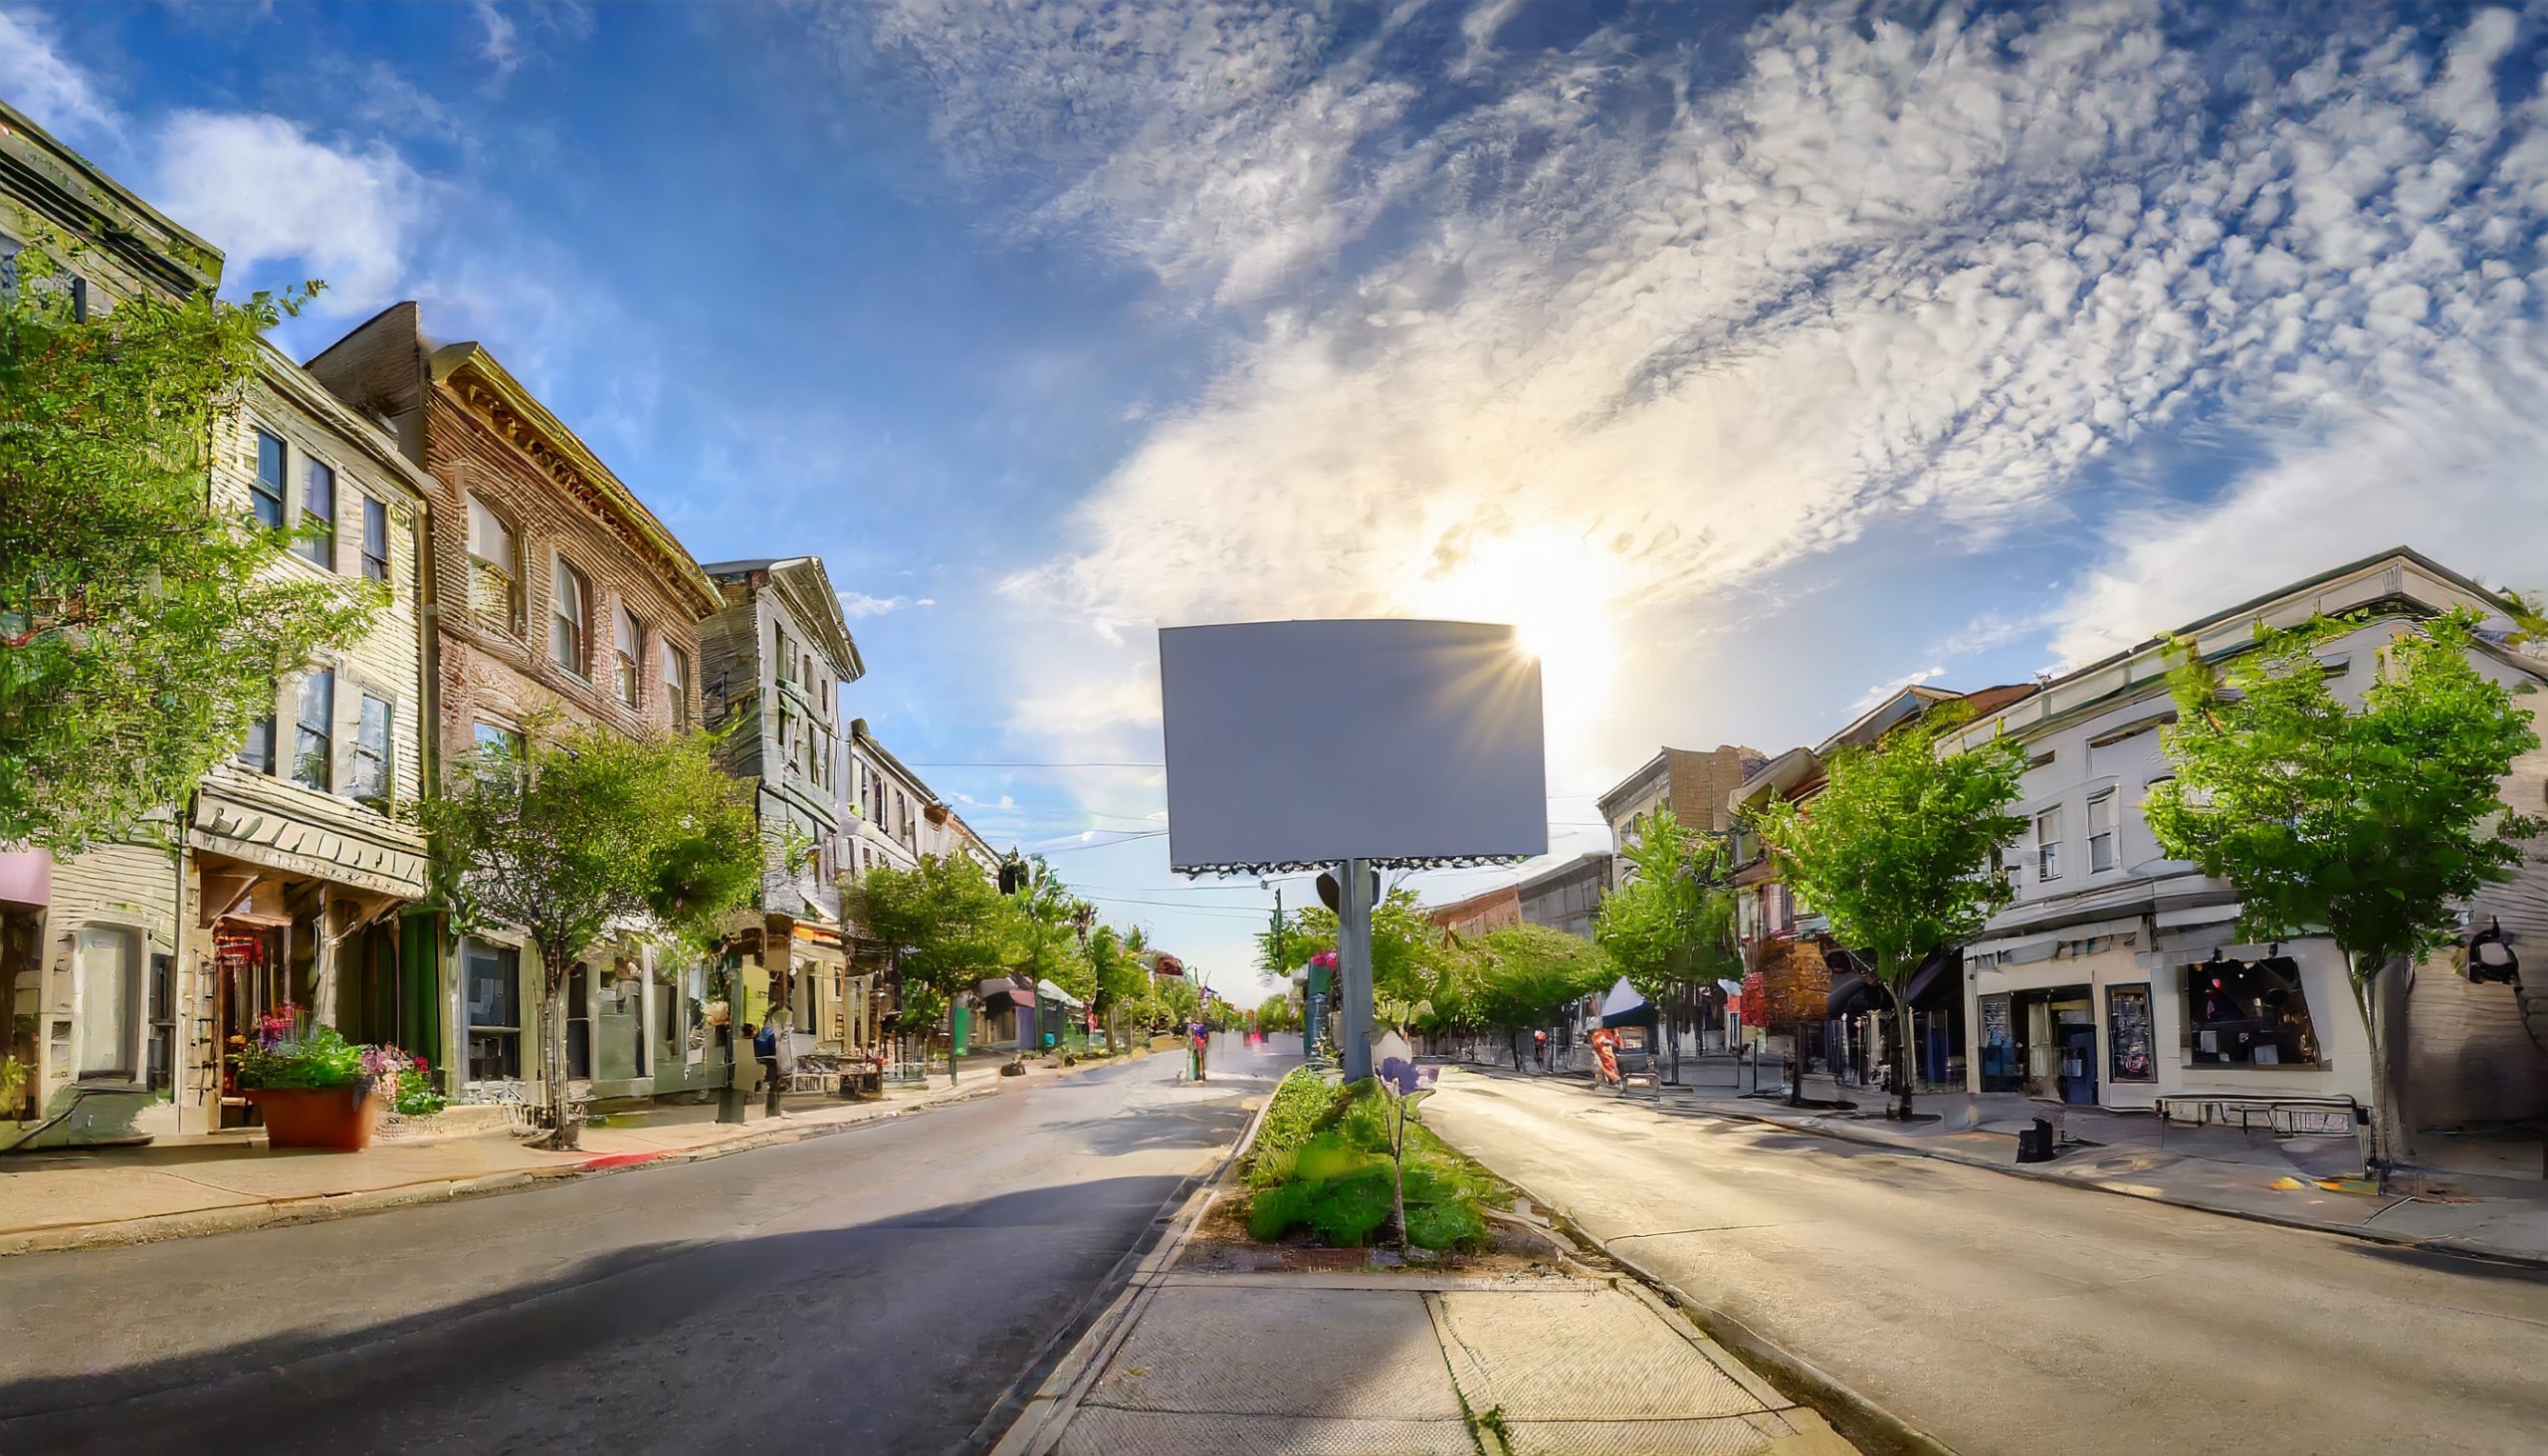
[11,0,2548,999]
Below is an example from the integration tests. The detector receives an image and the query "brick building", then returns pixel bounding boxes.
[307,303,729,1109]
[1424,885,1523,939]
[1517,852,1614,940]
[1597,744,1766,874]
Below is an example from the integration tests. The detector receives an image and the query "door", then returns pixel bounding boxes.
[75,926,141,1082]
[2060,1023,2099,1105]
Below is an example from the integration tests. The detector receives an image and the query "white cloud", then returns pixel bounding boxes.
[838,591,915,618]
[849,2,2548,788]
[1849,666,1949,715]
[150,111,431,312]
[0,9,120,147]
[474,0,523,81]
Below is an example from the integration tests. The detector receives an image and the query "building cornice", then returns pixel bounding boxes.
[429,343,722,617]
[0,100,221,299]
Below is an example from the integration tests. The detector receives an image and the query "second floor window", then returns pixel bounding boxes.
[2087,790,2117,873]
[252,431,287,529]
[614,606,643,708]
[664,644,692,731]
[361,497,389,583]
[467,496,521,630]
[239,691,277,775]
[294,669,333,792]
[352,695,392,807]
[551,556,590,675]
[2035,807,2061,882]
[299,461,335,568]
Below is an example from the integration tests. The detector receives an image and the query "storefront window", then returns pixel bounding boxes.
[2106,983,2156,1083]
[1977,993,2019,1092]
[465,941,522,1082]
[2182,956,2319,1066]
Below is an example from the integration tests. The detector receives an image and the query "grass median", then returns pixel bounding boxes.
[1240,1067,1509,1252]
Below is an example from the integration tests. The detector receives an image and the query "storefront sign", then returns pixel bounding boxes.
[2106,983,2156,1083]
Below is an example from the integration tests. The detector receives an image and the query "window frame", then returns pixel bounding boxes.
[252,430,288,530]
[464,939,525,1084]
[664,643,693,732]
[2034,806,2061,883]
[360,496,390,583]
[465,493,524,632]
[239,684,279,776]
[614,604,644,709]
[2086,789,2118,874]
[351,693,394,807]
[550,553,592,678]
[74,924,143,1082]
[299,458,337,569]
[294,668,335,793]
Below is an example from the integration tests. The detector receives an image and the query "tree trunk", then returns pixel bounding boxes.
[1891,987,1918,1122]
[946,1002,960,1088]
[2349,949,2407,1180]
[539,941,580,1151]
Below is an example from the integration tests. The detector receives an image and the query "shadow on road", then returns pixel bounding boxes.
[0,1177,1184,1456]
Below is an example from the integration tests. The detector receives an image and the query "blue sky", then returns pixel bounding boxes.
[9,1,2548,999]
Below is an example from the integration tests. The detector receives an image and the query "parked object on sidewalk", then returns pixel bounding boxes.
[2016,1117,2056,1164]
[246,1085,382,1152]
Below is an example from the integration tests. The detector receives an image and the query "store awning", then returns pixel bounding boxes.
[1600,1000,1659,1028]
[1825,972,1889,1018]
[976,977,1036,1006]
[1036,979,1085,1010]
[1904,951,1960,1010]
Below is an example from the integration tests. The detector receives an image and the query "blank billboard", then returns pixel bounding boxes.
[1159,619,1548,872]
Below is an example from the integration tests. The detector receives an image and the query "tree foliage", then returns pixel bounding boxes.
[1594,807,1738,1004]
[419,719,761,1144]
[1261,888,1464,1018]
[1753,709,2026,1116]
[841,852,1013,1043]
[0,238,380,852]
[2147,610,2541,1023]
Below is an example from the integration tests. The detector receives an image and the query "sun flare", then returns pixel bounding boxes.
[1414,532,1622,742]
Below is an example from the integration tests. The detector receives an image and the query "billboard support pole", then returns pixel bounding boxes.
[1339,856,1376,1082]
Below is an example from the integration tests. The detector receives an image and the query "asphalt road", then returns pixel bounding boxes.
[0,1044,1294,1456]
[1423,1069,2548,1456]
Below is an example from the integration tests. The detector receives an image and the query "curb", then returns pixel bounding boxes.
[1426,1133,1956,1456]
[984,1067,1289,1456]
[0,1057,1107,1258]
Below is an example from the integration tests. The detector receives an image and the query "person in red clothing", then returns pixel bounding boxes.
[1589,1027,1620,1088]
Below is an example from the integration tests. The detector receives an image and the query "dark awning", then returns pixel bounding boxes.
[1904,950,1960,1010]
[1600,1000,1658,1029]
[1826,972,1889,1018]
[976,978,1036,1006]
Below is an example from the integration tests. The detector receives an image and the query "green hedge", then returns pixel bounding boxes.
[1240,1069,1498,1251]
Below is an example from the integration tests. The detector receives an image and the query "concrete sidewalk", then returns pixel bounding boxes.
[1000,1262,1854,1456]
[0,1051,1125,1256]
[1465,1061,2548,1267]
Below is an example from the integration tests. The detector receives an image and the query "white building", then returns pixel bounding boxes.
[1942,548,2548,1153]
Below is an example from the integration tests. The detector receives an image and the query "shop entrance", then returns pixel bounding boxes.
[2007,984,2095,1103]
[211,920,288,1129]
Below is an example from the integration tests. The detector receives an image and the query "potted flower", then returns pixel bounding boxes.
[229,1004,379,1150]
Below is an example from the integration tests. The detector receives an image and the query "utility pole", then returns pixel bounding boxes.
[1338,857,1376,1082]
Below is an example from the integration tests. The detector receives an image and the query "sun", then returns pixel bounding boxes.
[1413,532,1622,739]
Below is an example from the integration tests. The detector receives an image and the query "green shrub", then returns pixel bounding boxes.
[1403,1198,1487,1252]
[1306,1164,1395,1246]
[1248,1180,1315,1240]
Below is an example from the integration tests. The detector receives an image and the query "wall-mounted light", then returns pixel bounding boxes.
[2466,917,2519,984]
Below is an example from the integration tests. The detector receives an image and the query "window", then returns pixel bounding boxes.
[614,606,643,708]
[2087,790,2117,873]
[2184,956,2321,1066]
[465,940,523,1082]
[252,431,288,529]
[352,694,392,807]
[2034,807,2061,882]
[474,721,523,758]
[774,626,797,685]
[75,926,141,1080]
[361,497,389,583]
[294,669,334,792]
[664,644,692,731]
[299,460,336,568]
[239,691,278,775]
[466,495,522,629]
[551,556,590,674]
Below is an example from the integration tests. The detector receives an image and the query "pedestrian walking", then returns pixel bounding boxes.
[1533,1028,1548,1071]
[755,1013,794,1116]
[1188,1020,1209,1083]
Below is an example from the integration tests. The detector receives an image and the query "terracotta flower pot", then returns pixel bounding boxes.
[247,1084,380,1151]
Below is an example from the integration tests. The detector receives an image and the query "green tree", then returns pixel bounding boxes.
[1255,992,1303,1033]
[2146,610,2540,1165]
[1089,924,1150,1048]
[841,852,1012,1086]
[1753,711,2026,1120]
[1594,807,1740,1084]
[420,721,761,1147]
[1471,923,1610,1068]
[1260,888,1465,1027]
[0,240,380,852]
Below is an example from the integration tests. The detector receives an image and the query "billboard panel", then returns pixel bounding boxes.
[1159,619,1549,872]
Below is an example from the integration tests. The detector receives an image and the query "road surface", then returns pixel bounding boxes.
[0,1045,1293,1455]
[1423,1068,2548,1456]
